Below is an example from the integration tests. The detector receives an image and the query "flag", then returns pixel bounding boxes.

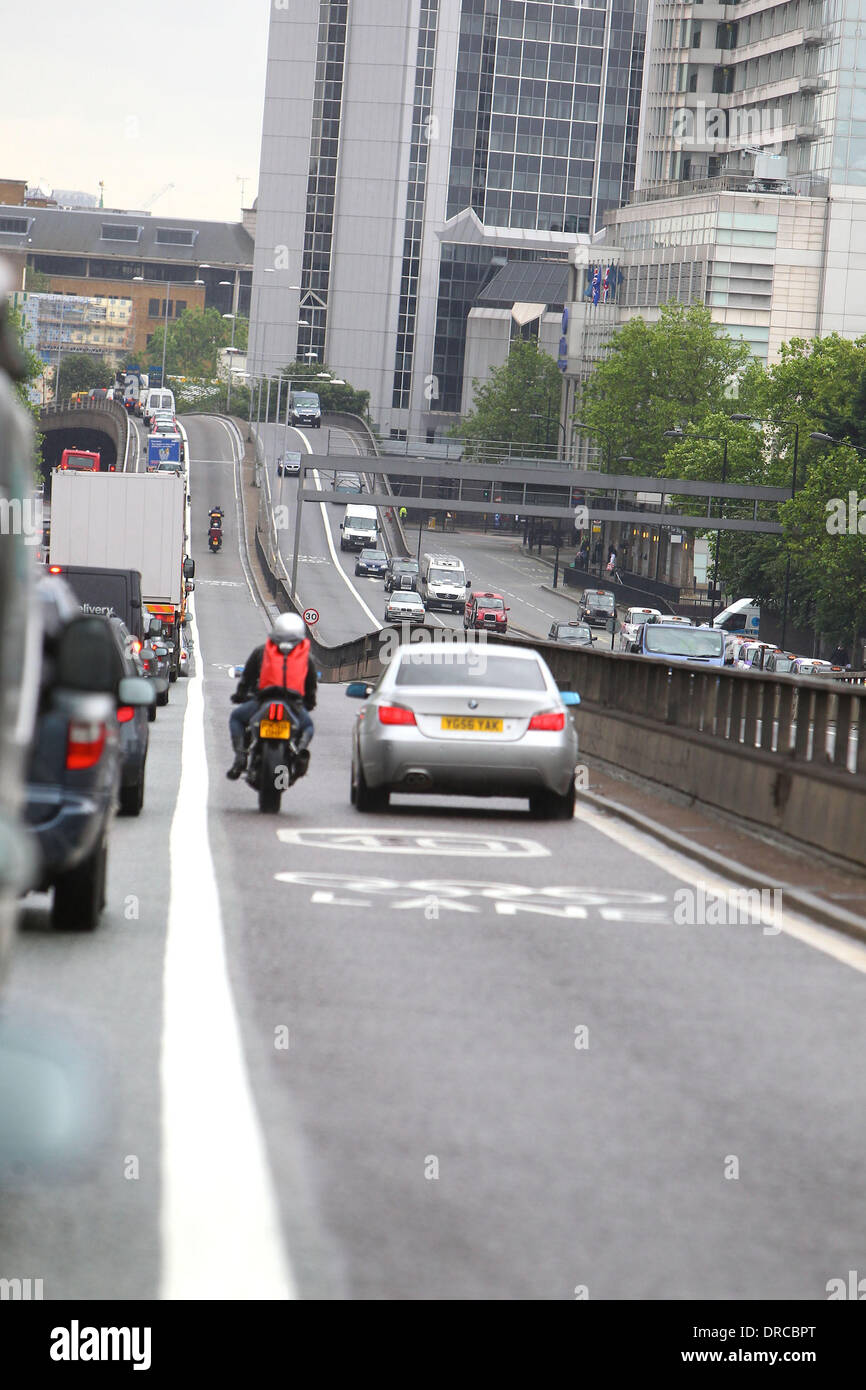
[601,266,611,302]
[590,266,601,304]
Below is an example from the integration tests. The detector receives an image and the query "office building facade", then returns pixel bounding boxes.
[250,0,648,435]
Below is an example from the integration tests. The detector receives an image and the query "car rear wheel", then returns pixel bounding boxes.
[147,704,157,722]
[52,833,108,931]
[157,687,169,706]
[352,759,389,812]
[529,780,576,821]
[119,766,145,817]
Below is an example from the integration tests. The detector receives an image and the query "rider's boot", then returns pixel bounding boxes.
[226,732,247,780]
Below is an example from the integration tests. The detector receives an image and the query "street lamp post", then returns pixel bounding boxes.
[222,311,237,412]
[574,422,634,574]
[54,296,67,403]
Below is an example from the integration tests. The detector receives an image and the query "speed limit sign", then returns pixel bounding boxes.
[303,608,320,625]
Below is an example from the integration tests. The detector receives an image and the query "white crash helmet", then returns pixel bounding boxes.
[270,612,306,650]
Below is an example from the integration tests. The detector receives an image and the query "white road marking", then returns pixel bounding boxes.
[572,804,866,975]
[276,828,550,856]
[159,464,295,1300]
[309,464,382,629]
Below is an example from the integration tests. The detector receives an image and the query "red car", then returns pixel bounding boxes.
[463,591,509,632]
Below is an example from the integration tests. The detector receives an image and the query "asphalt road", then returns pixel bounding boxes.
[2,413,865,1300]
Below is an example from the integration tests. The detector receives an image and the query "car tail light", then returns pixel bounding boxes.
[117,706,135,724]
[528,710,566,732]
[378,705,416,726]
[141,658,152,672]
[268,702,285,721]
[49,565,63,574]
[66,720,107,770]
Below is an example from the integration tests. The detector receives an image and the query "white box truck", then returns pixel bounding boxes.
[49,471,193,677]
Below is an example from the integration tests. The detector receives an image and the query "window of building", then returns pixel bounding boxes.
[154,227,197,246]
[0,216,29,234]
[148,298,160,317]
[100,223,141,242]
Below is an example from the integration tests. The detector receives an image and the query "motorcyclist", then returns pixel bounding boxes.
[227,612,317,780]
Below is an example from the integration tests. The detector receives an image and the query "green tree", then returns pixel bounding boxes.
[24,269,51,293]
[55,353,113,400]
[269,361,370,419]
[1,304,45,472]
[148,307,245,379]
[574,302,752,473]
[456,339,564,454]
[781,443,866,652]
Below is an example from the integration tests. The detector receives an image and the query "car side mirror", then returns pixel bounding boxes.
[346,681,373,698]
[228,665,245,678]
[186,580,195,592]
[560,690,581,707]
[118,675,156,708]
[466,580,472,588]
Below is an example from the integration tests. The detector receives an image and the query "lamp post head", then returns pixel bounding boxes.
[663,428,684,439]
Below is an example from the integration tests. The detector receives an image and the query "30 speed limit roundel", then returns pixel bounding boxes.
[303,608,320,625]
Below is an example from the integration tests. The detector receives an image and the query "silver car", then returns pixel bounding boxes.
[384,590,426,625]
[346,643,580,817]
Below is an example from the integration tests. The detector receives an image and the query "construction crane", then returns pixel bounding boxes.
[142,182,175,211]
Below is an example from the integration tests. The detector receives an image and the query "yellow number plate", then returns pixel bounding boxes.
[259,720,292,739]
[441,716,503,732]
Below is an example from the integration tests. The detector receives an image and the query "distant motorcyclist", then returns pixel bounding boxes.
[227,612,317,780]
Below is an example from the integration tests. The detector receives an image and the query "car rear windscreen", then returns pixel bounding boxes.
[396,652,547,689]
[644,627,725,659]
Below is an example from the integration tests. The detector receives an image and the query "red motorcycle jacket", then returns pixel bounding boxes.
[257,637,311,697]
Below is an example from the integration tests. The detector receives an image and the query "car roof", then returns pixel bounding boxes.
[475,591,503,600]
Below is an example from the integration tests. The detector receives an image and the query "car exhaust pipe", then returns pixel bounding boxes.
[403,768,433,790]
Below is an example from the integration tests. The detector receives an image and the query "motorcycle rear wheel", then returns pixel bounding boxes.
[258,742,284,814]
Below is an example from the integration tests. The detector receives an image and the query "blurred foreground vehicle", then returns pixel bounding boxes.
[23,576,154,930]
[0,293,42,984]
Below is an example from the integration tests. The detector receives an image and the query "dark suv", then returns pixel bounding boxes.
[23,576,154,930]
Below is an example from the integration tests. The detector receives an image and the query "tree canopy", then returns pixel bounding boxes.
[574,303,752,473]
[148,307,247,379]
[458,339,564,454]
[55,352,113,400]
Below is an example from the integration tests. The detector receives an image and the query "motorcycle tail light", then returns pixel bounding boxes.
[528,710,566,732]
[268,703,285,721]
[66,720,107,770]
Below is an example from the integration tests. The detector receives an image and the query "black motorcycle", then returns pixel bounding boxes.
[243,691,307,813]
[208,527,222,553]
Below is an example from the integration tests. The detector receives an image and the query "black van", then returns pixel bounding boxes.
[48,565,144,644]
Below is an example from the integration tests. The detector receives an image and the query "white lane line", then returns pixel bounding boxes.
[311,468,382,630]
[572,804,866,976]
[158,473,296,1301]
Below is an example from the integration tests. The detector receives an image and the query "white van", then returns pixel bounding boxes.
[421,553,468,613]
[713,597,760,636]
[340,503,379,551]
[143,388,176,427]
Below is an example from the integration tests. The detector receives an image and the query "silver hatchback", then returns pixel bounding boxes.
[347,643,580,817]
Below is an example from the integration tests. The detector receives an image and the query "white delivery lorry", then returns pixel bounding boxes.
[49,470,193,678]
[339,503,379,551]
[421,553,469,613]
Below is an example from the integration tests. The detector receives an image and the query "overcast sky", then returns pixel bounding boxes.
[2,0,271,222]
